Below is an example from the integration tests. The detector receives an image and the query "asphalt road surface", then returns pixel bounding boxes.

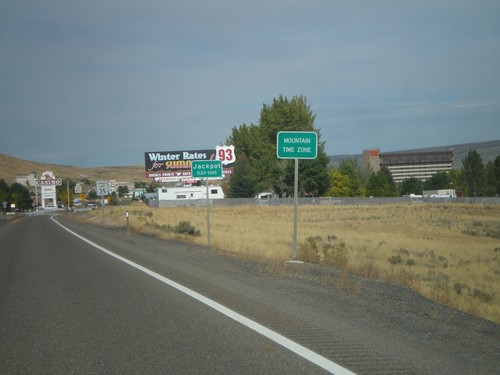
[0,214,498,374]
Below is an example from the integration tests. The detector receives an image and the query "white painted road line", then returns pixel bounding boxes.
[52,216,356,375]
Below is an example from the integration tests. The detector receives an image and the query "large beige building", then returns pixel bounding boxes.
[363,148,454,183]
[13,172,37,188]
[362,149,381,172]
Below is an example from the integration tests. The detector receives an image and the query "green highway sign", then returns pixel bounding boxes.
[191,160,223,179]
[276,131,318,159]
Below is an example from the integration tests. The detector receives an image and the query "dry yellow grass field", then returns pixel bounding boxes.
[73,202,500,323]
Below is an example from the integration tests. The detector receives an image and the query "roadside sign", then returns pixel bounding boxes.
[74,184,82,194]
[276,131,318,261]
[216,145,236,165]
[35,178,63,187]
[191,160,223,179]
[276,131,318,159]
[96,181,109,196]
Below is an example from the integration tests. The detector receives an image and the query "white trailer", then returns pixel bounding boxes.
[423,189,456,198]
[156,185,224,201]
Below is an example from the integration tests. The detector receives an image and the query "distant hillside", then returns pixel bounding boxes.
[2,139,499,184]
[0,153,145,183]
[328,140,500,169]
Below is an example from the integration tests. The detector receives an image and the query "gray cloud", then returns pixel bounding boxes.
[1,0,499,166]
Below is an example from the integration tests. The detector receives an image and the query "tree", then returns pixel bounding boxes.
[299,154,331,196]
[227,95,330,197]
[400,177,423,196]
[109,191,119,205]
[462,150,486,197]
[484,156,500,196]
[327,169,350,196]
[117,185,129,197]
[227,155,256,197]
[337,159,362,196]
[9,182,33,210]
[366,168,397,197]
[87,189,97,200]
[447,169,463,192]
[379,166,397,195]
[0,179,9,211]
[57,180,76,207]
[423,171,452,190]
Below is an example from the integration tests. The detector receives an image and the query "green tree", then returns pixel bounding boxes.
[0,179,9,211]
[227,95,330,197]
[423,171,452,190]
[0,179,9,202]
[57,180,76,208]
[484,156,500,196]
[462,150,486,197]
[299,154,331,196]
[400,177,423,196]
[379,166,396,195]
[117,185,129,197]
[147,182,160,193]
[87,189,97,200]
[337,159,362,196]
[327,169,350,196]
[366,168,397,197]
[109,191,119,205]
[227,155,256,197]
[9,182,33,210]
[447,169,463,192]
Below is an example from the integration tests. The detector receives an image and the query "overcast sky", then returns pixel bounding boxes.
[1,0,499,167]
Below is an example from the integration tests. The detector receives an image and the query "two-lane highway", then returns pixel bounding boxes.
[1,214,499,374]
[0,215,333,374]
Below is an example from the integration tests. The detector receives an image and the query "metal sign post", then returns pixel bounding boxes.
[191,160,223,249]
[96,181,109,226]
[206,178,211,248]
[293,158,299,260]
[277,131,318,261]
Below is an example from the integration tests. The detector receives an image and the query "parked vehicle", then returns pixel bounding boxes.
[155,186,224,201]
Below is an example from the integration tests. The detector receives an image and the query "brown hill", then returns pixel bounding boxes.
[3,139,499,185]
[0,153,145,183]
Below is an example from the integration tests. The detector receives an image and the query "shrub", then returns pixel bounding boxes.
[299,236,348,269]
[388,255,402,265]
[175,221,200,236]
[486,230,500,240]
[298,236,321,263]
[145,220,200,237]
[453,282,467,295]
[405,259,415,267]
[322,240,349,270]
[472,288,492,303]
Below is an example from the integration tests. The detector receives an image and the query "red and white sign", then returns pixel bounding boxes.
[216,145,236,165]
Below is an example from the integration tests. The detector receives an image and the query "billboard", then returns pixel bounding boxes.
[144,148,235,180]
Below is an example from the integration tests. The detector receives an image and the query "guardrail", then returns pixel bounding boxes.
[149,196,500,208]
